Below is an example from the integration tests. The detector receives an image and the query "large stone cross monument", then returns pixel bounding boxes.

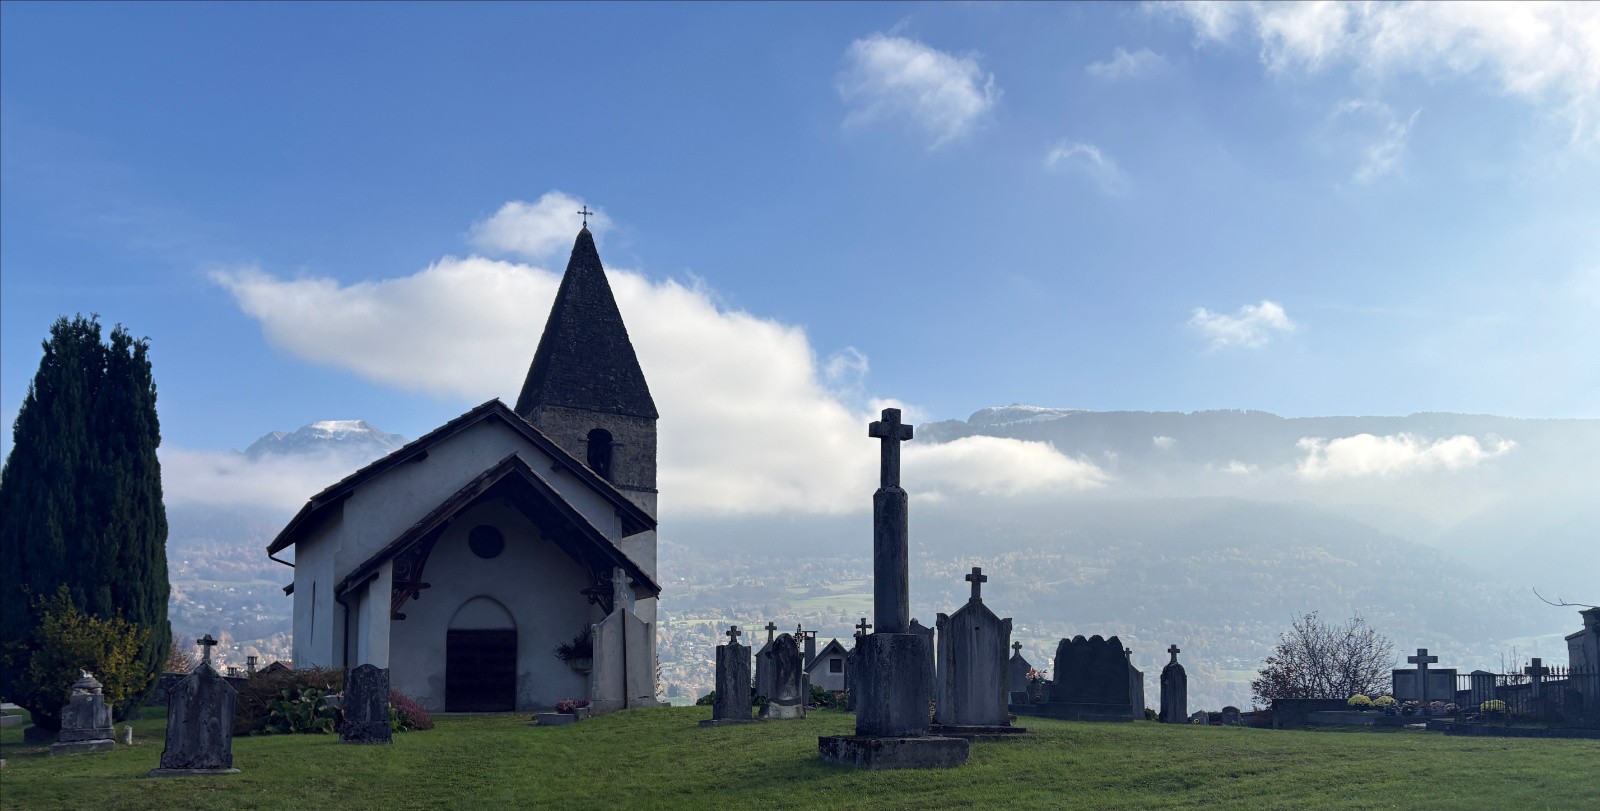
[819,407,968,769]
[1408,648,1439,703]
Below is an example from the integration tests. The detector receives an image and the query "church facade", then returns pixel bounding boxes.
[268,227,662,713]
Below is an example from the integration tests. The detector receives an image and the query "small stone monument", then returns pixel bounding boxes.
[700,626,754,727]
[49,671,115,755]
[1024,634,1145,721]
[931,567,1025,740]
[846,618,870,712]
[1008,641,1033,706]
[151,634,239,776]
[761,633,806,720]
[340,664,392,744]
[754,621,778,703]
[1219,705,1243,726]
[819,408,967,769]
[1159,644,1188,723]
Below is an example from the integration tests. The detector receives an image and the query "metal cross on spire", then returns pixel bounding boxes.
[578,205,594,227]
[197,633,219,664]
[965,566,987,601]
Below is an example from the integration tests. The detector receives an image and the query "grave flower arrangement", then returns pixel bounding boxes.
[1399,700,1422,716]
[1479,699,1507,715]
[554,628,594,671]
[555,698,590,715]
[1347,694,1373,709]
[1373,695,1397,714]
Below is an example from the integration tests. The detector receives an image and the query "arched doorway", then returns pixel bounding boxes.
[445,596,516,712]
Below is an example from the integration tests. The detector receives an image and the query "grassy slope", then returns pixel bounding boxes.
[2,707,1596,810]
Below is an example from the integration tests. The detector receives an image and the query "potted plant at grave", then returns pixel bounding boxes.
[555,699,590,717]
[1347,694,1373,710]
[554,627,594,674]
[1399,700,1421,717]
[1479,699,1507,721]
[1026,668,1049,703]
[1373,695,1397,715]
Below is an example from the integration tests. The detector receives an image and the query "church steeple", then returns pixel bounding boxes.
[515,227,657,421]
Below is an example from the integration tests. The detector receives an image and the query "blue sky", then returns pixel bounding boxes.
[4,2,1598,508]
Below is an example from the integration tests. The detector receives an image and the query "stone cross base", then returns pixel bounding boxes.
[48,738,114,756]
[150,767,241,777]
[696,718,755,728]
[817,735,969,770]
[928,723,1029,742]
[854,632,933,737]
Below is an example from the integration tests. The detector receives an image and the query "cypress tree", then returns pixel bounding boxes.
[0,315,171,715]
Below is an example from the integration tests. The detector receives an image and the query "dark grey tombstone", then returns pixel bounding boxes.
[151,659,239,776]
[340,664,392,744]
[1468,670,1496,709]
[819,408,967,770]
[1031,634,1144,721]
[909,618,936,684]
[49,671,115,755]
[1008,641,1032,694]
[1159,644,1188,723]
[762,634,806,719]
[845,644,861,712]
[931,567,1023,738]
[700,626,753,727]
[1220,706,1242,726]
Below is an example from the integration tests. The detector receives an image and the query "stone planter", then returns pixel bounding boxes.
[565,657,593,675]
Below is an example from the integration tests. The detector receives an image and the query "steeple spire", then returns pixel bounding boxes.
[515,229,658,420]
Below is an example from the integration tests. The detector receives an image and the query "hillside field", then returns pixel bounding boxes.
[2,707,1596,809]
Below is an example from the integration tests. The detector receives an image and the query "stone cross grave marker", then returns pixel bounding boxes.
[198,634,218,664]
[1525,657,1550,699]
[762,634,806,720]
[965,567,987,601]
[933,568,1019,732]
[1160,645,1188,724]
[151,636,239,776]
[611,568,635,615]
[340,664,392,744]
[700,625,753,726]
[869,408,914,635]
[1408,648,1439,703]
[856,618,872,637]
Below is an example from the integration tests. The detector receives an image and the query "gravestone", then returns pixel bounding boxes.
[48,671,115,755]
[1159,645,1188,723]
[1392,647,1457,704]
[799,625,815,701]
[1008,641,1032,706]
[1525,658,1552,718]
[909,618,936,684]
[1027,635,1144,721]
[846,617,870,712]
[151,635,239,776]
[1468,670,1497,709]
[1190,710,1210,725]
[754,622,778,703]
[1220,706,1242,726]
[700,626,754,727]
[340,664,392,744]
[761,633,806,719]
[931,567,1025,739]
[819,408,967,769]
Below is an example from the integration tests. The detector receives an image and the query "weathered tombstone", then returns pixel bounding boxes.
[846,617,870,712]
[1008,641,1032,706]
[1525,658,1551,718]
[340,664,392,744]
[754,621,778,703]
[1160,644,1188,723]
[819,408,967,769]
[761,633,806,719]
[48,671,115,755]
[909,618,936,685]
[1028,634,1144,721]
[700,626,754,727]
[151,635,239,776]
[1468,670,1496,709]
[931,567,1025,739]
[1220,706,1242,726]
[589,568,657,713]
[1189,710,1210,725]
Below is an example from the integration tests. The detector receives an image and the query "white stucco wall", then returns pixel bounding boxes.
[289,509,342,669]
[387,498,603,712]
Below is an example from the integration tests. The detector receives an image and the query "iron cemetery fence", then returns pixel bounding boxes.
[1452,665,1600,724]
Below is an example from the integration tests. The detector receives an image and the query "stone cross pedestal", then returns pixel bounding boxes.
[819,408,968,770]
[1159,644,1188,723]
[340,664,392,744]
[49,671,115,755]
[700,626,754,727]
[1408,648,1439,703]
[151,640,240,777]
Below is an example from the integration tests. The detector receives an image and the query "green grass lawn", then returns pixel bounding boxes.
[2,706,1596,810]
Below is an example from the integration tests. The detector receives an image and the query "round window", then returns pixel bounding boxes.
[468,525,505,559]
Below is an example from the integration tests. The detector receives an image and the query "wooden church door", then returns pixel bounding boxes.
[445,597,517,712]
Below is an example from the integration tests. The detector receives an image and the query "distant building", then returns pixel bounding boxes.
[268,227,661,714]
[806,639,850,692]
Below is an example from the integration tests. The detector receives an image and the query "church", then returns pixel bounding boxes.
[267,226,661,714]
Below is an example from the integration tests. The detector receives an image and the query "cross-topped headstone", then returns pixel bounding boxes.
[1169,644,1181,664]
[765,622,777,643]
[1525,657,1550,697]
[1409,648,1439,702]
[726,625,741,645]
[869,408,914,488]
[965,566,987,601]
[578,205,594,227]
[197,634,219,664]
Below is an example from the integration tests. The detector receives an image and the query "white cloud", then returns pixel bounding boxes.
[1296,433,1516,480]
[1188,300,1297,350]
[1160,1,1600,145]
[1220,460,1258,475]
[467,192,610,260]
[838,33,1000,148]
[161,447,374,510]
[1044,140,1129,195]
[1152,435,1177,450]
[1086,47,1169,80]
[1332,99,1422,184]
[211,200,1104,517]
